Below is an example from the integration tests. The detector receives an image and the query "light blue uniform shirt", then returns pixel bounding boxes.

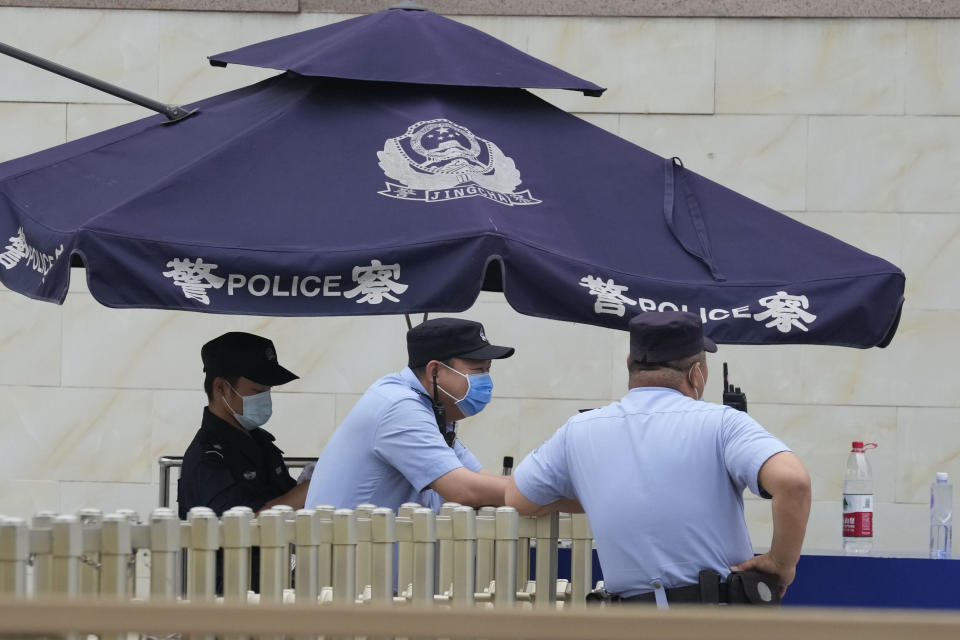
[306,367,482,511]
[513,387,789,597]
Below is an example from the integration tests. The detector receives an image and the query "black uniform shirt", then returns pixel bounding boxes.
[177,408,297,519]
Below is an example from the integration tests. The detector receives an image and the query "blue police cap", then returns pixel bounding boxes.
[407,318,515,368]
[629,311,717,364]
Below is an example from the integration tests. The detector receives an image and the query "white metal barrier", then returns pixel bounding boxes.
[0,503,596,610]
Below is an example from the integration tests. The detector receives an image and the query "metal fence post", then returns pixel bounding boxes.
[269,505,296,591]
[30,511,57,597]
[100,514,132,599]
[259,509,287,604]
[534,513,559,608]
[475,506,496,594]
[494,507,518,607]
[186,507,218,603]
[149,508,181,600]
[52,515,82,597]
[570,514,594,607]
[451,506,476,606]
[331,509,357,603]
[221,509,252,603]
[411,508,435,605]
[369,508,395,603]
[0,518,29,597]
[77,508,103,597]
[517,515,534,591]
[437,502,460,596]
[396,502,420,599]
[114,509,141,597]
[295,508,322,604]
[314,506,335,591]
[354,504,376,599]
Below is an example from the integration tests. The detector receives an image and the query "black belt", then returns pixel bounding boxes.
[621,582,730,604]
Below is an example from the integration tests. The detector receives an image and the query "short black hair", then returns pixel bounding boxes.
[410,358,454,379]
[628,351,704,376]
[203,372,241,401]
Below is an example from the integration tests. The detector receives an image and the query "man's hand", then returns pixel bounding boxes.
[730,552,795,597]
[260,480,310,513]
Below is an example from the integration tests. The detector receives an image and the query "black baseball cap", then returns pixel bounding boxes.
[407,318,515,368]
[629,311,717,364]
[201,332,299,386]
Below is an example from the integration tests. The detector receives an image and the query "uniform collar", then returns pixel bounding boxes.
[200,407,277,460]
[400,366,430,398]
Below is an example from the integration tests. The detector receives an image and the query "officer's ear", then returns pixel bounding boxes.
[213,376,235,398]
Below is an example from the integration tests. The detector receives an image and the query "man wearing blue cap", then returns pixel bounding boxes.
[507,311,811,606]
[305,317,515,511]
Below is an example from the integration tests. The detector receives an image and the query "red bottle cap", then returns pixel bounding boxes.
[852,441,863,449]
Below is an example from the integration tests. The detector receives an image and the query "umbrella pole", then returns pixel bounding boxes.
[0,41,197,123]
[403,314,430,330]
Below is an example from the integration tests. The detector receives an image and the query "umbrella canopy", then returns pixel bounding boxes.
[0,69,904,348]
[208,5,605,96]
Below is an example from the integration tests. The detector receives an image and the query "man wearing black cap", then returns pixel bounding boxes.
[177,332,308,519]
[507,311,810,606]
[305,317,515,512]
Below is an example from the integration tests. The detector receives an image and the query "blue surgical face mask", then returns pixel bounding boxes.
[438,362,493,417]
[223,381,272,430]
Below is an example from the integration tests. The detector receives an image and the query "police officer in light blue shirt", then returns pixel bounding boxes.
[506,311,811,605]
[306,318,515,512]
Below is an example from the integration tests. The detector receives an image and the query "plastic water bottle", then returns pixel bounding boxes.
[842,441,877,553]
[930,472,953,558]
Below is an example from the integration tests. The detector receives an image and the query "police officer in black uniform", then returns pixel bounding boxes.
[178,332,308,519]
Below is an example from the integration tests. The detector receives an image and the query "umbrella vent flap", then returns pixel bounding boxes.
[663,157,727,282]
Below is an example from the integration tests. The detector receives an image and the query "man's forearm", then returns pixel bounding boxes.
[475,474,509,507]
[260,481,310,512]
[527,497,583,517]
[768,482,811,567]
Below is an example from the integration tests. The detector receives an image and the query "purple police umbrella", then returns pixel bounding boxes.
[0,8,904,348]
[208,4,604,96]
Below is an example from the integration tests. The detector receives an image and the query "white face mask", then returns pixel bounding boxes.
[222,381,272,430]
[689,364,706,401]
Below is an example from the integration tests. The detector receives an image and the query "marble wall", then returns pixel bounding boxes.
[1,6,957,555]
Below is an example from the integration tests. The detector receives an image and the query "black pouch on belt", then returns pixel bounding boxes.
[726,570,781,605]
[585,588,619,604]
[698,569,721,604]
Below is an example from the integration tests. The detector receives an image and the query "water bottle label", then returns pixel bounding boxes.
[843,493,873,537]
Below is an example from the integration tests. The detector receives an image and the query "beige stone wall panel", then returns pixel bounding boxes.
[896,407,960,503]
[808,115,960,213]
[716,19,906,115]
[619,114,807,211]
[0,7,160,104]
[0,102,66,162]
[906,19,960,115]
